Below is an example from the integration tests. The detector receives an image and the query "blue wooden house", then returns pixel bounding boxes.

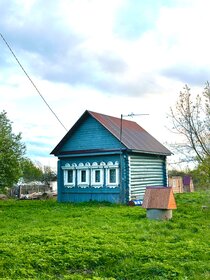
[51,110,172,203]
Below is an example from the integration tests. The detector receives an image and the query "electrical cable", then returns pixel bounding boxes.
[0,33,68,132]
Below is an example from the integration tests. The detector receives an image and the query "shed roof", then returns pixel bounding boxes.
[51,110,172,156]
[142,187,177,209]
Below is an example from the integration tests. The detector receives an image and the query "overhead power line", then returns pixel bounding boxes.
[0,33,68,132]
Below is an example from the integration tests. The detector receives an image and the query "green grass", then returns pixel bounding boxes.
[0,191,210,280]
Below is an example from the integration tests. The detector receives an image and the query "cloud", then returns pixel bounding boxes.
[1,0,210,168]
[0,1,84,69]
[114,0,173,39]
[2,0,210,99]
[27,140,52,148]
[162,65,210,86]
[1,0,157,97]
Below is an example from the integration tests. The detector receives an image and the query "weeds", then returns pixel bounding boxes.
[0,191,209,279]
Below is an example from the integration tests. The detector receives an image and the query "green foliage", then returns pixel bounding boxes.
[0,111,25,191]
[0,191,209,279]
[21,158,43,182]
[168,169,186,177]
[20,159,57,184]
[41,165,57,185]
[190,156,210,190]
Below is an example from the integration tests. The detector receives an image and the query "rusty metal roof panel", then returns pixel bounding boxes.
[142,187,177,209]
[89,111,171,156]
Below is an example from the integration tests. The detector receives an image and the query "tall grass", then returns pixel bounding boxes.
[0,191,209,279]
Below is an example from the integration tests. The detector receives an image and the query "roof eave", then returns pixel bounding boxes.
[50,110,90,155]
[53,148,127,158]
[127,149,172,156]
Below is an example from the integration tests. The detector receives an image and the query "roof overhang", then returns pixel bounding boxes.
[53,147,172,159]
[128,149,172,156]
[55,148,127,158]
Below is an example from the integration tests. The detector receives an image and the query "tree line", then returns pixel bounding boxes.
[0,111,56,193]
[0,82,209,193]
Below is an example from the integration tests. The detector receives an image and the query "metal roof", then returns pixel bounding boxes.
[142,187,177,209]
[51,110,172,156]
[88,111,172,155]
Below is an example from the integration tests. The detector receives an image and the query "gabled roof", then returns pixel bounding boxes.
[142,187,177,209]
[51,110,172,156]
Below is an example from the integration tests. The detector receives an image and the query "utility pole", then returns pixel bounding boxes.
[119,113,149,203]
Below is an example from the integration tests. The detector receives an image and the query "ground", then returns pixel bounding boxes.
[0,191,209,279]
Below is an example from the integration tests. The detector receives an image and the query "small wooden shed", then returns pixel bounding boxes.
[183,176,194,192]
[168,176,183,193]
[168,176,194,193]
[51,110,172,203]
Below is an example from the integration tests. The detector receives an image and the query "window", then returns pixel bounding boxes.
[62,163,76,187]
[62,161,119,189]
[90,162,104,188]
[91,168,104,187]
[106,161,119,188]
[109,169,116,183]
[95,170,100,182]
[67,170,73,183]
[78,168,90,187]
[81,170,86,183]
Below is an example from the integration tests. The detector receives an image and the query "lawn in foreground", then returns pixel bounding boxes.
[0,191,209,280]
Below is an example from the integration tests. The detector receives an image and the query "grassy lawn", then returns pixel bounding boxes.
[0,191,210,280]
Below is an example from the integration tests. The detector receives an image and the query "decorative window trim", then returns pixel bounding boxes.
[62,163,76,188]
[105,161,119,188]
[73,162,90,188]
[90,162,105,188]
[62,161,119,189]
[77,167,90,188]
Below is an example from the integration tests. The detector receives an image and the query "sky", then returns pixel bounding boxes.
[1,0,210,171]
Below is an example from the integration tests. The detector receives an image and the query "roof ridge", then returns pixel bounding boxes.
[88,110,141,125]
[51,110,172,156]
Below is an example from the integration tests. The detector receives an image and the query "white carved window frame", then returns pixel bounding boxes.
[62,163,76,188]
[105,161,119,188]
[90,162,105,188]
[77,162,90,188]
[62,161,119,189]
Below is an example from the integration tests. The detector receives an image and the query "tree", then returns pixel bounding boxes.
[169,83,210,163]
[41,165,57,185]
[168,83,210,188]
[0,111,26,192]
[190,156,210,190]
[21,159,57,183]
[20,159,57,185]
[21,158,43,182]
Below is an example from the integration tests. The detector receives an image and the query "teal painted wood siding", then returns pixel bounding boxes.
[57,154,122,203]
[59,189,120,203]
[60,115,123,152]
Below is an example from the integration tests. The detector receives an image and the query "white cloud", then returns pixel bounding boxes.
[156,1,210,70]
[1,0,209,169]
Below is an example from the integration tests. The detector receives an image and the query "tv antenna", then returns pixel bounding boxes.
[120,113,149,142]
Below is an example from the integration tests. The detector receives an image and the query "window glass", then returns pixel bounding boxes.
[81,170,86,182]
[95,170,100,183]
[109,169,116,183]
[67,170,73,183]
